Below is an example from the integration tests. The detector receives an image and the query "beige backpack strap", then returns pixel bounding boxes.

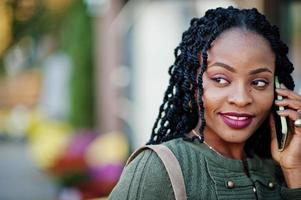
[126,144,187,200]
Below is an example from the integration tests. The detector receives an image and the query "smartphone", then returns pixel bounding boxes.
[274,76,288,151]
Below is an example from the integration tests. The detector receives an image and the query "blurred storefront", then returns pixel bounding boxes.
[0,0,300,199]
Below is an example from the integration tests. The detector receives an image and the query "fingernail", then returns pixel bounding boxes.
[280,83,287,89]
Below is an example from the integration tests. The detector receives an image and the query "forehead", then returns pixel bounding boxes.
[207,27,276,72]
[212,28,271,50]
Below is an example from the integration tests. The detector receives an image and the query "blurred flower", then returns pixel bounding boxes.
[85,132,129,167]
[48,130,98,199]
[27,115,73,169]
[85,131,129,196]
[50,130,97,177]
[43,130,129,198]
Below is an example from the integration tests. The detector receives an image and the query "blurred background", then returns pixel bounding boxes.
[0,0,300,199]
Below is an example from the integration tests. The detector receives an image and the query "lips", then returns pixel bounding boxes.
[219,112,254,129]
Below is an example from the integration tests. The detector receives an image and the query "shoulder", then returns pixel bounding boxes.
[109,147,174,200]
[126,147,167,175]
[126,138,200,178]
[164,139,211,185]
[163,138,208,165]
[125,138,198,179]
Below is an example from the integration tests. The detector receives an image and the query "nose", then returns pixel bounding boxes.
[228,84,253,107]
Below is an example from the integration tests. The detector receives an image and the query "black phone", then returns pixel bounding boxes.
[274,76,288,151]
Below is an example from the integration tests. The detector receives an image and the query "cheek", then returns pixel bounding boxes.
[202,88,227,114]
[202,76,228,113]
[254,90,274,114]
[202,74,217,102]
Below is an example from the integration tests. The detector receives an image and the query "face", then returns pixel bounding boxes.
[202,27,275,145]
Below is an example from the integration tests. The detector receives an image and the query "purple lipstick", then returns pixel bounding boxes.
[219,112,254,129]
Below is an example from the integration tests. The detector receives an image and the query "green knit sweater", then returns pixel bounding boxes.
[109,138,301,200]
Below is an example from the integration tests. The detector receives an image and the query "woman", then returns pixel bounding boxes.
[109,6,301,199]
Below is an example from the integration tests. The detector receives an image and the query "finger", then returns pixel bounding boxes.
[276,88,301,101]
[280,83,287,89]
[277,109,301,121]
[275,99,301,111]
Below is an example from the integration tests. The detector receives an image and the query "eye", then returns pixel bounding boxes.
[252,79,269,88]
[211,77,230,86]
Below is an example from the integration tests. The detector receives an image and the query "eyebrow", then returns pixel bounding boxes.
[208,62,273,75]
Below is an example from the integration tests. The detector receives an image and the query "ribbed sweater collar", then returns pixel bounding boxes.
[187,139,265,173]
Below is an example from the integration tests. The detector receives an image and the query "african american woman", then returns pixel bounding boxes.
[109,6,301,200]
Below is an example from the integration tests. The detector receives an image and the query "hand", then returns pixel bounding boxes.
[269,84,301,188]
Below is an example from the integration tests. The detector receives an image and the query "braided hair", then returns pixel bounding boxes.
[147,6,294,158]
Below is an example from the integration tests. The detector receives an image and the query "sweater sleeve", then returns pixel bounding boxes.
[280,187,301,200]
[108,150,175,200]
[275,164,301,200]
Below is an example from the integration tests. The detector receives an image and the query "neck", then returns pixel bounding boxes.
[192,125,246,160]
[204,136,246,160]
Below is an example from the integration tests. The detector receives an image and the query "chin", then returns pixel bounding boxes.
[219,130,254,144]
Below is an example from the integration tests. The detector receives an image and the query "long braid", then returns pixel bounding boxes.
[147,7,295,158]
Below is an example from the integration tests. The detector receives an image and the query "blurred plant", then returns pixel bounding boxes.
[49,130,96,189]
[44,0,72,13]
[0,0,70,73]
[0,2,103,198]
[27,110,73,168]
[1,0,95,128]
[0,1,12,59]
[60,1,95,128]
[8,0,72,42]
[44,130,128,199]
[85,132,129,197]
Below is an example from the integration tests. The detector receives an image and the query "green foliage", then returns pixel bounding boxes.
[60,1,95,128]
[2,0,95,128]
